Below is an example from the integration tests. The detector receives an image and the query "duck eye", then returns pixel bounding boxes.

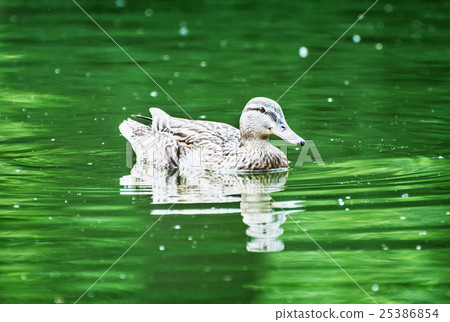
[258,107,265,113]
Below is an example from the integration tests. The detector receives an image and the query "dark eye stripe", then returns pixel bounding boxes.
[266,111,278,122]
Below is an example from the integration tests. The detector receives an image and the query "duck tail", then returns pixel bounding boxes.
[119,118,153,155]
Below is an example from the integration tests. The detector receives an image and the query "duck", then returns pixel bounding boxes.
[119,97,305,171]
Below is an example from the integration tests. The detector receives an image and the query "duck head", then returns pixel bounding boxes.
[239,97,305,146]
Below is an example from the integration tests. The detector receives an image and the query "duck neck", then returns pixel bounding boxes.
[239,137,272,149]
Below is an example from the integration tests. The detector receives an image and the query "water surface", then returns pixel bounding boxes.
[0,0,449,303]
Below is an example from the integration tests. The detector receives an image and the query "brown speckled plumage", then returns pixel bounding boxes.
[119,97,304,171]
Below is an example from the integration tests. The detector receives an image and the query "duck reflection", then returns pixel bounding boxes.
[120,163,301,252]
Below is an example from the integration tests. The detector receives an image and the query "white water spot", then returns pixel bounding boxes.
[49,216,53,220]
[150,91,158,97]
[87,162,93,166]
[199,115,206,119]
[54,68,60,74]
[188,236,193,241]
[13,205,20,208]
[299,46,308,58]
[115,0,126,8]
[401,193,409,198]
[375,43,383,50]
[419,231,427,236]
[371,284,379,292]
[174,224,181,230]
[446,212,450,215]
[338,198,344,206]
[381,243,389,251]
[400,216,406,220]
[119,273,127,280]
[144,8,153,17]
[54,297,64,304]
[200,61,207,67]
[179,24,189,36]
[51,138,55,142]
[345,196,351,199]
[122,106,127,111]
[344,80,349,85]
[15,169,21,173]
[352,34,361,43]
[328,97,333,103]
[416,245,422,251]
[159,245,165,251]
[163,54,170,61]
[64,200,68,204]
[21,274,27,280]
[438,156,443,159]
[345,208,349,211]
[384,4,394,13]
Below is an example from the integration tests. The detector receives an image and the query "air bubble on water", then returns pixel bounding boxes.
[200,61,207,67]
[384,4,394,13]
[199,115,206,119]
[115,0,126,8]
[344,80,349,85]
[416,245,421,251]
[338,198,344,206]
[371,284,379,292]
[21,274,27,280]
[54,297,64,304]
[223,275,232,282]
[51,138,55,141]
[345,196,351,199]
[401,193,409,198]
[150,91,158,97]
[345,208,349,211]
[352,35,361,43]
[299,46,308,58]
[119,273,126,280]
[220,39,228,49]
[122,106,127,111]
[437,156,443,159]
[381,243,389,251]
[54,68,60,74]
[49,216,53,220]
[159,245,165,251]
[328,97,333,102]
[64,200,68,204]
[144,9,153,17]
[188,236,193,241]
[87,162,93,166]
[163,54,170,61]
[179,25,189,36]
[400,216,406,220]
[14,205,20,208]
[446,212,450,215]
[375,43,383,50]
[419,231,427,236]
[174,224,181,230]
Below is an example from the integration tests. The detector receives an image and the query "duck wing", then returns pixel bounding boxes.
[150,108,240,151]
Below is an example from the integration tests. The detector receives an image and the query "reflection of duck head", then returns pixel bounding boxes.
[120,163,298,252]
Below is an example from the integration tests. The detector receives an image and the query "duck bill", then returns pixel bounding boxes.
[270,119,305,146]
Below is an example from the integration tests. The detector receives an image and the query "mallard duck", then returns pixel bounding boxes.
[119,97,305,171]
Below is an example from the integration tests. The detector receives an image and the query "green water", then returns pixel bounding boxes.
[1,0,449,304]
